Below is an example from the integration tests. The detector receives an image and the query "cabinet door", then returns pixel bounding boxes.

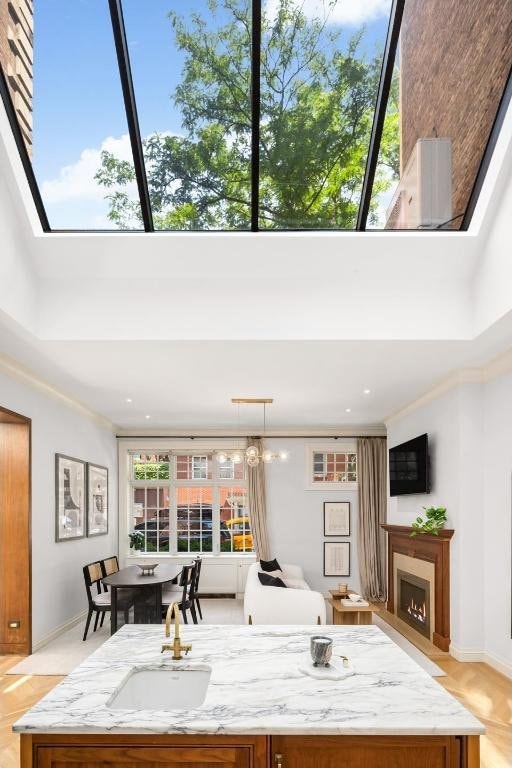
[0,422,30,654]
[272,735,461,768]
[38,745,253,768]
[30,736,268,768]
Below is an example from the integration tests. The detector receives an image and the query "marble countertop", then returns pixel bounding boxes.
[13,624,484,736]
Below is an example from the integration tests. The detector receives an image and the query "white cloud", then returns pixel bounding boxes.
[41,134,136,204]
[265,0,390,26]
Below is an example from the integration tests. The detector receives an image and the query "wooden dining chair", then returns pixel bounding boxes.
[95,556,121,629]
[82,560,131,640]
[193,556,203,621]
[162,562,198,624]
[101,555,120,577]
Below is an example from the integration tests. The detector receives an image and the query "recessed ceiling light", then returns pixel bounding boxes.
[345,407,351,413]
[363,389,371,395]
[125,397,133,403]
[145,414,151,419]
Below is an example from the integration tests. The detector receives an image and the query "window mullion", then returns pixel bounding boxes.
[213,485,220,554]
[170,456,178,554]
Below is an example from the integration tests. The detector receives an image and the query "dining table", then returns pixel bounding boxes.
[102,563,184,635]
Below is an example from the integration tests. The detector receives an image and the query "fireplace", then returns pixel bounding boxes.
[397,569,430,639]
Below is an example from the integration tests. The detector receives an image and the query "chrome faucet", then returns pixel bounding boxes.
[161,602,192,660]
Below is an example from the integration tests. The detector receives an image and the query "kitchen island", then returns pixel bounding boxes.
[14,624,483,768]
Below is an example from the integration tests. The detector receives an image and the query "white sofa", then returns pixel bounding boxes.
[243,562,326,625]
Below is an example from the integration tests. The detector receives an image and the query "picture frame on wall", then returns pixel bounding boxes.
[55,454,86,542]
[87,463,109,537]
[324,541,350,577]
[324,501,350,536]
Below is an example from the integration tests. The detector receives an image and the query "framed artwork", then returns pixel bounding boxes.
[55,454,86,542]
[87,463,109,537]
[324,541,350,577]
[324,501,350,536]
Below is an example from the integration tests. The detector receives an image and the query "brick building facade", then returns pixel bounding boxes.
[0,0,33,154]
[399,0,512,227]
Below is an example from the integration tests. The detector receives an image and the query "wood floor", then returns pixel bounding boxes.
[1,649,511,768]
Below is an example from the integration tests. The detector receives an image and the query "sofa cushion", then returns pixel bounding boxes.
[258,571,287,588]
[260,558,282,572]
[282,577,310,590]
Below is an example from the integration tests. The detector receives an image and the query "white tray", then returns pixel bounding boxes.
[298,653,355,680]
[341,598,369,607]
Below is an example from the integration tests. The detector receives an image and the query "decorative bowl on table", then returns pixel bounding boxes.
[137,563,158,576]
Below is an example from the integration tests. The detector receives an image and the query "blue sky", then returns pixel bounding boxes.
[32,0,392,228]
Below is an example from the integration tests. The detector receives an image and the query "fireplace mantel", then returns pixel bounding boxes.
[381,524,454,651]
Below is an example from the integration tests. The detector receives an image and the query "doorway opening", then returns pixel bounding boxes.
[0,405,31,655]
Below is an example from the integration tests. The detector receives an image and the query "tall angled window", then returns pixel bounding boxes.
[258,0,393,229]
[0,0,142,230]
[368,0,512,230]
[116,0,252,231]
[107,0,395,231]
[1,0,511,232]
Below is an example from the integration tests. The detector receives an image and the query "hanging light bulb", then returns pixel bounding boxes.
[262,450,273,463]
[246,444,259,460]
[279,450,289,461]
[216,451,228,464]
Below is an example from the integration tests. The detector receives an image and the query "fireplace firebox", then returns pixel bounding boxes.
[397,569,430,639]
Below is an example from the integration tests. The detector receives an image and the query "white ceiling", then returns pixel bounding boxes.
[1,94,512,431]
[2,313,512,429]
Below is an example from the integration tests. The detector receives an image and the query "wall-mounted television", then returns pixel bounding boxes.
[389,433,430,496]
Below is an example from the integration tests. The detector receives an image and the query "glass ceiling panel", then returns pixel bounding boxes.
[0,0,510,233]
[121,0,252,231]
[368,0,512,231]
[0,0,142,230]
[258,0,393,230]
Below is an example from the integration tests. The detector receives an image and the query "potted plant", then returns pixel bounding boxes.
[410,506,447,536]
[129,531,145,555]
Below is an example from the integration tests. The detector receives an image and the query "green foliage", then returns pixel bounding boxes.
[410,507,447,537]
[129,531,146,550]
[177,538,212,552]
[95,0,399,229]
[133,462,170,480]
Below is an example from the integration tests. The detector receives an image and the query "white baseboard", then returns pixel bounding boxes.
[450,645,485,663]
[483,649,512,680]
[32,610,88,653]
[450,644,512,679]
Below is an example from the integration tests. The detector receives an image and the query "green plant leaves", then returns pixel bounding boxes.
[409,507,447,536]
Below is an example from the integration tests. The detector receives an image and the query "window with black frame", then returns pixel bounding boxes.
[0,0,510,232]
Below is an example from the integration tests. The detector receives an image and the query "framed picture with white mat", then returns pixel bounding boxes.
[324,541,350,576]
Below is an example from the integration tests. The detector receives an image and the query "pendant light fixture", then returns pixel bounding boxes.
[215,398,289,467]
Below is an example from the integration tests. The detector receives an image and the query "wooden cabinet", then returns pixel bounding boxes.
[21,733,479,768]
[271,735,469,768]
[21,735,268,768]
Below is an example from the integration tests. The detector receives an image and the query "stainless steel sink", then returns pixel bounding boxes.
[107,666,211,711]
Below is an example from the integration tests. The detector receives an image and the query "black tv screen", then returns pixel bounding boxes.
[389,434,430,496]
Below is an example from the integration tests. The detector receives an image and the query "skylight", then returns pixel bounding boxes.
[0,0,510,233]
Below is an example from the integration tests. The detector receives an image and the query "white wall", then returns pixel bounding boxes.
[387,372,512,677]
[483,370,512,674]
[265,438,360,595]
[0,110,37,332]
[0,362,118,648]
[472,97,512,336]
